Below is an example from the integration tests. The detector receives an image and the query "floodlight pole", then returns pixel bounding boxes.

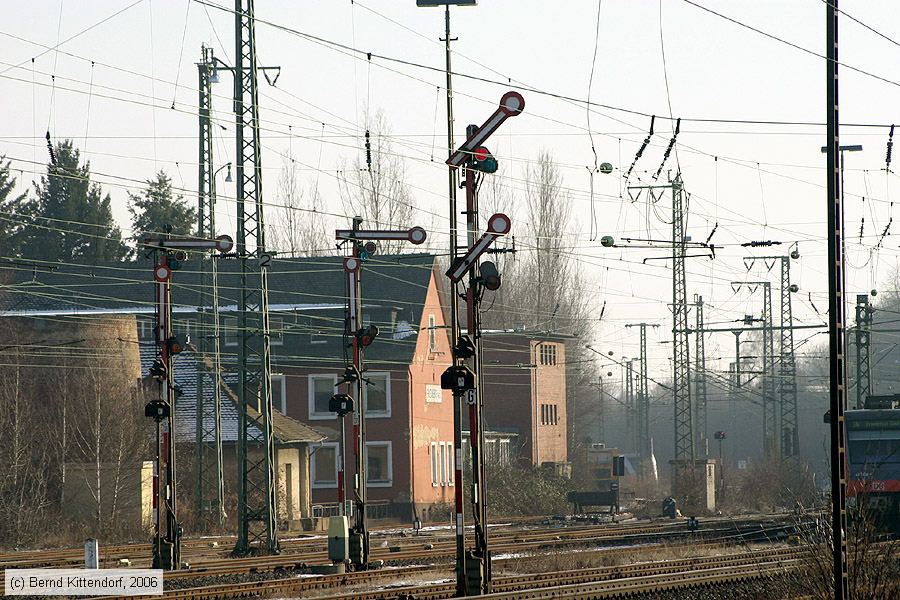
[825,2,850,597]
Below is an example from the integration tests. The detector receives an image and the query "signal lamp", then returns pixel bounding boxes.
[356,325,379,347]
[167,250,187,270]
[478,261,501,291]
[149,359,167,380]
[471,146,498,174]
[360,241,377,262]
[166,336,185,355]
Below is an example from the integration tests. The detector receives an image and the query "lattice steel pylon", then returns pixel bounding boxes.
[671,175,694,464]
[693,295,708,458]
[625,323,657,470]
[233,0,278,554]
[854,294,873,409]
[195,44,225,525]
[624,359,635,453]
[777,258,799,460]
[746,281,777,459]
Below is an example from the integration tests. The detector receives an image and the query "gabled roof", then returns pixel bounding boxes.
[138,343,325,445]
[0,253,442,367]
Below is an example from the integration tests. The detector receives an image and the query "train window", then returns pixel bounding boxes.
[849,439,900,463]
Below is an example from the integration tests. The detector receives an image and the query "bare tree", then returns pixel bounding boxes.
[268,153,330,257]
[338,110,413,254]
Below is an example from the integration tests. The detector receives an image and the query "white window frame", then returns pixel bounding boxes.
[308,374,339,420]
[446,441,454,487]
[269,315,284,346]
[365,441,393,487]
[363,371,392,418]
[137,319,154,340]
[431,442,439,487]
[224,316,238,347]
[428,314,437,352]
[311,442,340,489]
[271,373,287,414]
[309,316,328,344]
[439,442,447,486]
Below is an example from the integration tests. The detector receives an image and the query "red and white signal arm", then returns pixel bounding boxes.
[343,256,361,273]
[487,213,511,235]
[447,92,525,168]
[154,264,172,282]
[446,213,511,283]
[335,226,427,244]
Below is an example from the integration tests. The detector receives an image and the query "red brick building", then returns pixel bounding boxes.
[480,332,570,467]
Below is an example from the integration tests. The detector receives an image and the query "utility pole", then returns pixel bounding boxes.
[669,176,694,472]
[597,374,605,444]
[233,0,281,555]
[854,294,873,409]
[825,2,850,595]
[692,295,708,457]
[625,323,657,471]
[628,176,694,501]
[334,221,427,568]
[734,281,776,459]
[748,254,801,460]
[195,44,226,527]
[143,234,233,570]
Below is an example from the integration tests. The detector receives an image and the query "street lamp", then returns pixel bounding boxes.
[215,162,232,183]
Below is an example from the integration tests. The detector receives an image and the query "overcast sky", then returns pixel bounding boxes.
[3,0,900,391]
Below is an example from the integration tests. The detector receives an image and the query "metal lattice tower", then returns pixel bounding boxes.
[854,294,872,409]
[233,0,278,554]
[195,45,225,525]
[749,281,777,459]
[778,258,799,460]
[624,359,635,453]
[671,175,694,464]
[626,323,657,468]
[693,295,708,457]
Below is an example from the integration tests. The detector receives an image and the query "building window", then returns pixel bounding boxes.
[364,372,391,417]
[269,315,284,346]
[224,316,238,347]
[173,319,191,341]
[365,442,392,487]
[539,343,557,366]
[307,315,328,344]
[308,374,338,419]
[440,442,447,486]
[499,440,510,465]
[431,442,439,487]
[446,442,454,486]
[271,374,286,414]
[137,319,154,340]
[428,315,437,353]
[312,443,339,488]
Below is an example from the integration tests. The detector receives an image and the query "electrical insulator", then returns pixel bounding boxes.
[365,130,372,170]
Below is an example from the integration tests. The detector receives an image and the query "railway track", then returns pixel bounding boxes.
[0,514,794,574]
[100,545,807,600]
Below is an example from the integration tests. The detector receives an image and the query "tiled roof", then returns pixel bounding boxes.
[138,343,325,445]
[0,253,441,367]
